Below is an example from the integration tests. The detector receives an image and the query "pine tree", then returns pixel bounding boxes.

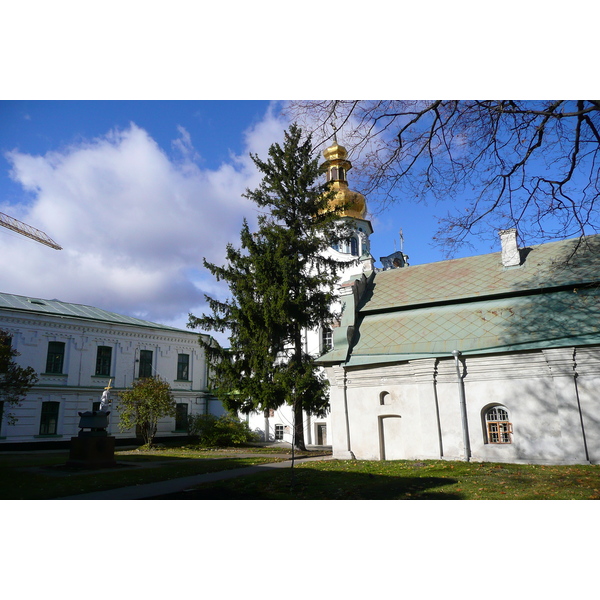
[188,124,353,450]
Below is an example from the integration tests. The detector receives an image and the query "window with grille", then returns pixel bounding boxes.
[485,406,513,444]
[39,401,59,435]
[95,346,112,376]
[177,354,190,380]
[139,350,153,378]
[45,342,65,374]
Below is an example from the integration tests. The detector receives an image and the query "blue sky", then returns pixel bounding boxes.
[0,100,484,335]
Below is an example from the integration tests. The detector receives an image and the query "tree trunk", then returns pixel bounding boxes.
[263,408,270,442]
[293,397,306,451]
[292,328,307,451]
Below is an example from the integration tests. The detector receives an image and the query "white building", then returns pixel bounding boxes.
[0,292,224,445]
[317,231,600,465]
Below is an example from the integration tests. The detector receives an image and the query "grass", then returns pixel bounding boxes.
[1,443,598,499]
[148,458,600,500]
[0,444,295,499]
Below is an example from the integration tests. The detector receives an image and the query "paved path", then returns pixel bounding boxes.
[59,454,331,500]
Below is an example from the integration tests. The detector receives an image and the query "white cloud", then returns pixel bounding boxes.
[1,110,290,337]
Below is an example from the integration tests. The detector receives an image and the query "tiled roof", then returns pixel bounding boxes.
[0,292,187,333]
[360,235,600,313]
[322,234,600,366]
[349,287,600,364]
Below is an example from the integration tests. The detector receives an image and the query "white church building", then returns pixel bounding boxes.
[252,138,600,466]
[317,230,600,465]
[0,293,224,446]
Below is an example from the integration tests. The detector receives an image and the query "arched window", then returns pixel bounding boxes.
[350,236,359,256]
[484,405,512,444]
[380,392,391,406]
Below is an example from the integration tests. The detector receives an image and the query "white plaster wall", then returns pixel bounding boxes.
[0,309,220,444]
[244,403,331,446]
[325,348,600,465]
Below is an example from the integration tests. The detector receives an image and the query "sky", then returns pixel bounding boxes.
[0,100,485,338]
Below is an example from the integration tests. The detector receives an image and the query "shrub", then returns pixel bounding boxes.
[117,376,176,447]
[188,414,258,447]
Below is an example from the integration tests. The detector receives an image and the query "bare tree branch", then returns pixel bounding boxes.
[286,100,600,254]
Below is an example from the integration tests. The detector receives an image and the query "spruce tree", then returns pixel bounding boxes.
[188,124,353,450]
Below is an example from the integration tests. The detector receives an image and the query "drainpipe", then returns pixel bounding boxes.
[452,350,471,462]
[342,368,355,459]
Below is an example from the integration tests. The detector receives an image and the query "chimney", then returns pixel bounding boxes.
[498,229,521,267]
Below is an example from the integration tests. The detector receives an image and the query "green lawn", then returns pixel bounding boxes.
[2,445,598,499]
[148,458,600,500]
[0,445,292,499]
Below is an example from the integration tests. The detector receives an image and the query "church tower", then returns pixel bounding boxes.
[321,139,375,273]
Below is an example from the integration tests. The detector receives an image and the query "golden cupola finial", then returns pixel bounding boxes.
[322,138,367,220]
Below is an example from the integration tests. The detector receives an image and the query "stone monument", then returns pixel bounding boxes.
[67,380,117,468]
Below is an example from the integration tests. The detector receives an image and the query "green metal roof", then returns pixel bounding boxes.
[0,292,188,333]
[319,234,600,367]
[360,235,600,313]
[348,287,600,365]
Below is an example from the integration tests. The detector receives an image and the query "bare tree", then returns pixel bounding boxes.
[286,101,600,254]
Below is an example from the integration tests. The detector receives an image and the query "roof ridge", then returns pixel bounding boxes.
[0,291,188,333]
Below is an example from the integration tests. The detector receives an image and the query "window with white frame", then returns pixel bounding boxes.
[274,424,284,441]
[139,350,153,378]
[39,401,60,435]
[45,341,65,374]
[322,326,333,352]
[485,405,513,444]
[95,346,112,376]
[177,354,190,380]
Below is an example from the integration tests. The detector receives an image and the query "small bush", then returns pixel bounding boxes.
[188,414,258,447]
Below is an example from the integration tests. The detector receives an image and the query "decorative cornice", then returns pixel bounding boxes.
[0,313,200,344]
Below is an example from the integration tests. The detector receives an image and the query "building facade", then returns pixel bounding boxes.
[318,232,600,465]
[0,293,224,445]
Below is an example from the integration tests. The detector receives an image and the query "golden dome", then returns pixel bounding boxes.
[323,142,348,162]
[329,185,367,220]
[322,140,367,220]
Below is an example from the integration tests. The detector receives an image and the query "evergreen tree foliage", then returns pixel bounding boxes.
[0,329,38,425]
[188,124,354,450]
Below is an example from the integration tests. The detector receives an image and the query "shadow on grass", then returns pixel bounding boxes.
[147,468,461,500]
